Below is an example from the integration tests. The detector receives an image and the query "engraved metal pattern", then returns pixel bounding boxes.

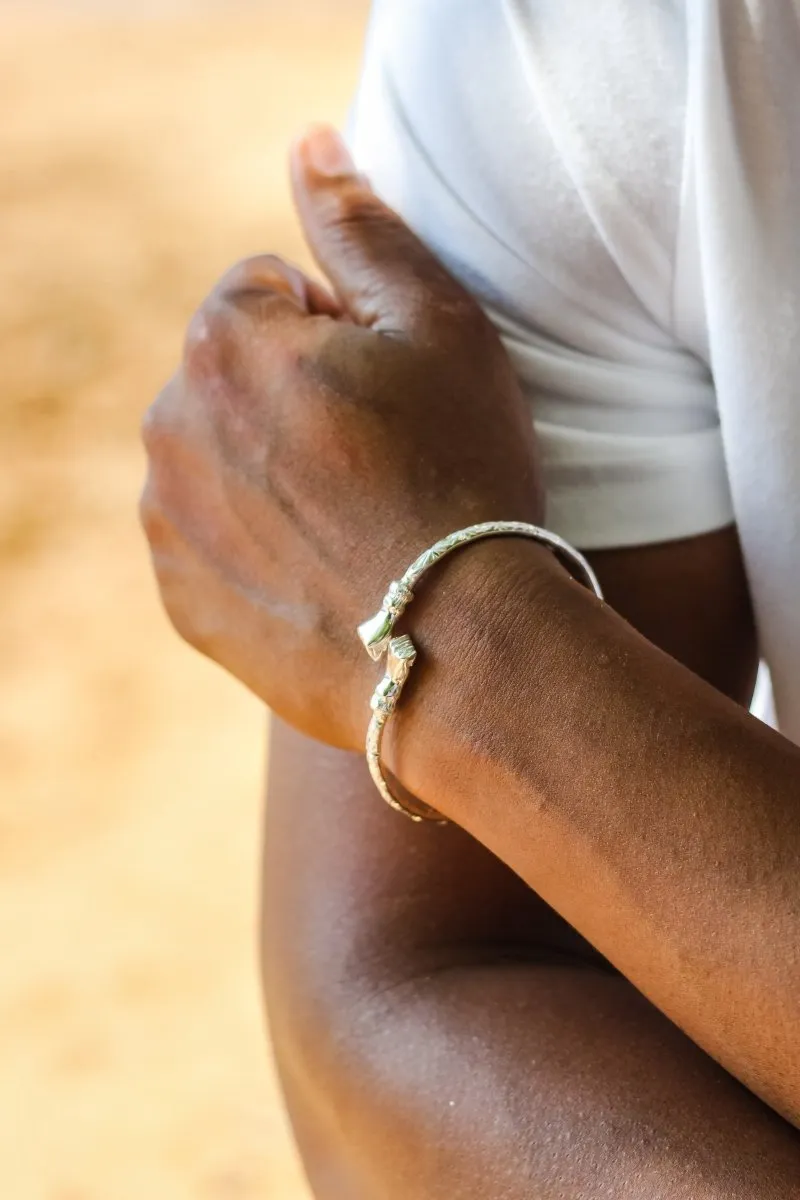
[366,709,423,819]
[365,636,447,823]
[358,521,605,822]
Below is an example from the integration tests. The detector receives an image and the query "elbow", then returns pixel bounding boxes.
[259,899,396,1123]
[260,916,409,1200]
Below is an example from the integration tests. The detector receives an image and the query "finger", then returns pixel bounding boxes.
[185,255,342,376]
[213,253,342,319]
[290,124,482,338]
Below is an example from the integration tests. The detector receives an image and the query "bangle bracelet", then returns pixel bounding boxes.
[366,635,446,823]
[357,521,604,822]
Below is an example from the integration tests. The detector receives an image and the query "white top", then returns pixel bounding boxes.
[348,0,800,743]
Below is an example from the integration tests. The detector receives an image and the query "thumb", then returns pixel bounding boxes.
[290,124,480,338]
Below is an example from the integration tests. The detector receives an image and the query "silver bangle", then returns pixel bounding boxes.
[357,521,604,822]
[365,635,446,823]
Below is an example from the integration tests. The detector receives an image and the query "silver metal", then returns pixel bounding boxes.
[359,580,415,661]
[359,521,602,659]
[366,636,439,822]
[358,521,605,821]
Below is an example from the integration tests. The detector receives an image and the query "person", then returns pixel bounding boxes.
[141,2,800,1195]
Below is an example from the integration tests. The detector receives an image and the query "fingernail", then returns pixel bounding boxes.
[300,124,355,177]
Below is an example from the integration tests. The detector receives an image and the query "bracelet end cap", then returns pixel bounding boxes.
[358,609,393,660]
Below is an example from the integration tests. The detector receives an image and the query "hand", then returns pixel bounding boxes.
[140,126,543,750]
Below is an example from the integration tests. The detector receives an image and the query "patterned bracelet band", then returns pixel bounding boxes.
[357,521,605,823]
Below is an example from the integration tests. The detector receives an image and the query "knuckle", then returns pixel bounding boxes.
[228,253,288,290]
[219,254,282,294]
[140,395,168,454]
[216,254,303,311]
[184,299,228,354]
[182,299,234,379]
[140,402,159,452]
[137,484,209,656]
[140,380,180,457]
[138,481,165,544]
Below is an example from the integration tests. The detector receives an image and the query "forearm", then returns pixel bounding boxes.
[269,956,800,1199]
[391,539,800,1121]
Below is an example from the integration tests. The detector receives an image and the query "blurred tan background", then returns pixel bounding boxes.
[0,3,370,1196]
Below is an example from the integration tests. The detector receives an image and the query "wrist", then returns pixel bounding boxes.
[380,535,573,820]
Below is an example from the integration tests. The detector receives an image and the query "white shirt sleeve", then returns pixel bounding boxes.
[348,0,800,744]
[346,0,734,550]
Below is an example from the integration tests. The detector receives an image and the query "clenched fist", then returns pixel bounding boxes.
[140,126,543,750]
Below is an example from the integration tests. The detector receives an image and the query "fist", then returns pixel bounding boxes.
[140,126,542,749]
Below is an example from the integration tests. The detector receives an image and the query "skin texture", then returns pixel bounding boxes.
[262,530,800,1200]
[140,133,543,751]
[141,127,800,1194]
[380,536,800,1121]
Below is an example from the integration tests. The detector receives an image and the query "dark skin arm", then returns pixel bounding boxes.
[263,531,800,1198]
[140,128,800,1185]
[378,526,800,1125]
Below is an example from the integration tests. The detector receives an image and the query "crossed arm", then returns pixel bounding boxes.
[139,126,800,1197]
[263,526,800,1198]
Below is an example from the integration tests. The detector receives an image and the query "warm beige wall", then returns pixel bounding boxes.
[0,5,369,1197]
